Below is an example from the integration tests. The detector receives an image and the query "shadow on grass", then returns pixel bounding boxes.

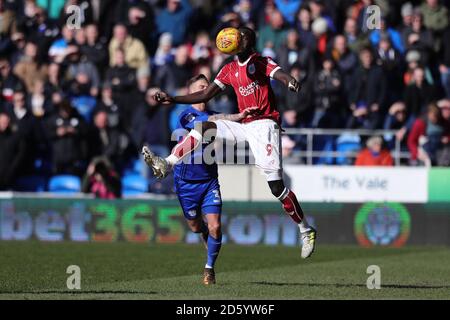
[251,281,450,290]
[0,290,157,295]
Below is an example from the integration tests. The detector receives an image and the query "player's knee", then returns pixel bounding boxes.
[268,180,285,198]
[187,221,203,233]
[208,222,221,238]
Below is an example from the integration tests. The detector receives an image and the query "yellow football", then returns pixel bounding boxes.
[216,27,241,55]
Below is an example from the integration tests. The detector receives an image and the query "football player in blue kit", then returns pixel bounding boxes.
[144,74,256,285]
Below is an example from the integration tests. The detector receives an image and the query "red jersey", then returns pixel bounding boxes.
[213,53,281,124]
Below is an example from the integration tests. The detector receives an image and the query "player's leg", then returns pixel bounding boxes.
[175,180,209,246]
[245,120,316,258]
[201,179,223,285]
[268,179,316,258]
[142,121,217,179]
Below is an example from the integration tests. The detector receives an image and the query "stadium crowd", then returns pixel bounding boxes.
[0,0,449,195]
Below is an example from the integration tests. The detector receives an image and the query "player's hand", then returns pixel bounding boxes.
[288,78,300,92]
[240,106,260,119]
[154,91,173,105]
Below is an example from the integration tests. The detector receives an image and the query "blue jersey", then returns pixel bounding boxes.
[173,106,218,181]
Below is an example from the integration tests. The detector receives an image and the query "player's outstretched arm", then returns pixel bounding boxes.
[154,83,222,105]
[273,69,301,93]
[208,107,260,122]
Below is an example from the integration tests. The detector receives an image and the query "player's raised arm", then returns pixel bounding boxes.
[154,82,222,105]
[272,68,301,93]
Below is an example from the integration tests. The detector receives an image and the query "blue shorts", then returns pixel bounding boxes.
[175,178,222,220]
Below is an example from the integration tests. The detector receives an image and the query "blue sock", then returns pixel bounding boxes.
[206,234,222,269]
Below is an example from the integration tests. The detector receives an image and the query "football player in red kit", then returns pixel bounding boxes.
[143,27,316,258]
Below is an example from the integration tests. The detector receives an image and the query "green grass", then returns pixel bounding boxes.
[0,241,449,299]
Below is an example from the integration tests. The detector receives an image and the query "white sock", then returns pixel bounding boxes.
[298,220,311,234]
[205,264,213,269]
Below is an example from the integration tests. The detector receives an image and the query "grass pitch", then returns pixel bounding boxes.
[0,241,449,300]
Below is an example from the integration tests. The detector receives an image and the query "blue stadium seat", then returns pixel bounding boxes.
[71,96,97,121]
[336,133,362,165]
[48,175,81,194]
[122,174,148,197]
[123,158,146,176]
[14,176,47,192]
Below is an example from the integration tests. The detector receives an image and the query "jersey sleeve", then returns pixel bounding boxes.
[213,64,231,90]
[259,57,282,79]
[180,112,209,130]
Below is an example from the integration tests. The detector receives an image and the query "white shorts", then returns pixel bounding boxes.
[214,119,282,181]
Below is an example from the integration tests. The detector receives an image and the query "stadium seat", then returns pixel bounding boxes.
[123,158,146,176]
[71,96,97,121]
[336,133,362,165]
[14,176,47,192]
[48,175,81,194]
[122,174,148,197]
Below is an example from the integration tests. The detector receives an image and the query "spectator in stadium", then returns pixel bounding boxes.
[312,55,343,128]
[401,10,434,59]
[308,0,335,32]
[275,0,301,25]
[311,17,329,57]
[131,87,169,158]
[88,110,123,167]
[355,135,394,166]
[82,156,121,199]
[48,25,75,64]
[8,30,27,67]
[29,79,51,118]
[437,99,450,166]
[419,0,449,33]
[278,64,312,129]
[63,45,100,97]
[13,41,47,93]
[104,47,137,122]
[343,17,370,53]
[399,2,414,34]
[45,99,88,175]
[276,29,314,74]
[153,32,175,67]
[384,101,409,149]
[125,3,155,53]
[80,24,108,75]
[108,23,149,92]
[329,35,358,101]
[0,111,27,190]
[404,67,439,119]
[154,44,193,95]
[408,103,444,166]
[257,10,287,55]
[375,34,403,105]
[0,56,23,103]
[440,27,450,98]
[348,47,386,129]
[369,17,405,54]
[156,0,193,47]
[95,84,121,130]
[295,5,315,49]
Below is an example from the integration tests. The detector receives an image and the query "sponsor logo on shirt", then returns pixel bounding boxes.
[239,81,260,97]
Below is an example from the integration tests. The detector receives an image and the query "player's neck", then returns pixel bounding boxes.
[237,49,255,63]
[192,103,206,112]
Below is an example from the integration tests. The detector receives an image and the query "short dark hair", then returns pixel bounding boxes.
[186,74,209,88]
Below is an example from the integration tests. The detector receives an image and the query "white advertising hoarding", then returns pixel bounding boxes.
[283,166,428,203]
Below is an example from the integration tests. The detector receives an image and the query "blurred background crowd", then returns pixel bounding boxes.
[0,0,449,196]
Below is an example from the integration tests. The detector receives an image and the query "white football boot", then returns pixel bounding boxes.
[301,227,317,259]
[141,146,171,179]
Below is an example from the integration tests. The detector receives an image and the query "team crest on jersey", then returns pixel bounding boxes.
[248,63,256,75]
[187,210,197,217]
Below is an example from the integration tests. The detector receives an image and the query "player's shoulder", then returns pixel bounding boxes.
[254,54,277,66]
